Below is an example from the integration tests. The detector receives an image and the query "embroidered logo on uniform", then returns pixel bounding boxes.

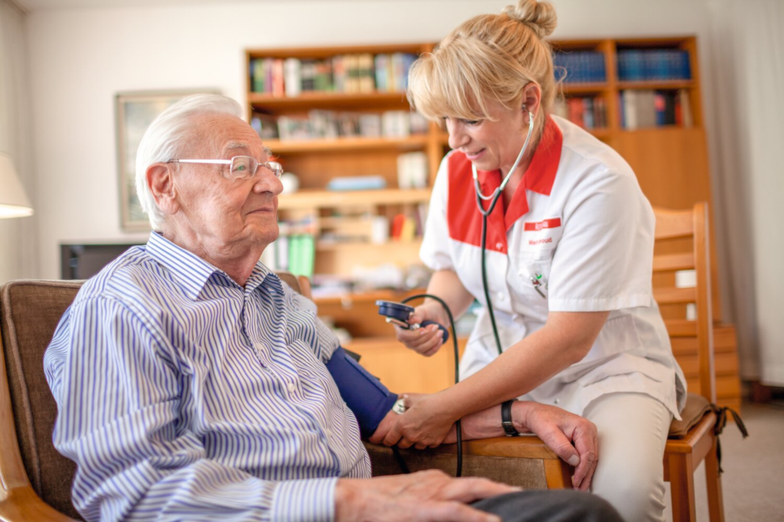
[524,218,562,231]
[528,237,553,245]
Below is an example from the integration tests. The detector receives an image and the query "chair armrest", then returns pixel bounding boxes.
[0,485,79,521]
[364,435,569,490]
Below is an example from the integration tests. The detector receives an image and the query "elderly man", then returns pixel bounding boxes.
[45,94,619,521]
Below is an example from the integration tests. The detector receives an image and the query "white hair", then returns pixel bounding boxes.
[134,93,243,230]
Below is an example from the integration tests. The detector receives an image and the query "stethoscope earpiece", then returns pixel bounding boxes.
[472,106,535,212]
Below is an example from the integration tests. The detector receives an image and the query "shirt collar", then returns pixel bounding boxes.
[145,232,271,300]
[475,115,563,230]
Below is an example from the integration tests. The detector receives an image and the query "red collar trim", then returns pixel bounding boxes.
[503,116,563,229]
[445,116,563,253]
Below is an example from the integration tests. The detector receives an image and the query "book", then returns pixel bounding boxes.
[284,58,301,97]
[397,151,428,189]
[326,175,387,191]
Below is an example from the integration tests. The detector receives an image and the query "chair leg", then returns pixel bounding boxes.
[544,458,573,489]
[668,453,697,522]
[704,436,725,522]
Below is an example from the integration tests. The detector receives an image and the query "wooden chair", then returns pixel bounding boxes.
[370,202,728,522]
[653,202,725,522]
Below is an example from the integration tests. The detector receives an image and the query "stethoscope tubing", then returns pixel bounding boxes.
[474,109,536,357]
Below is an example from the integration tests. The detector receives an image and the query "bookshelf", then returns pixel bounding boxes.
[245,37,740,408]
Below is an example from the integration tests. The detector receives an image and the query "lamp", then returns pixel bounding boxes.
[0,152,33,218]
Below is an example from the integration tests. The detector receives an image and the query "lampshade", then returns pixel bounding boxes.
[0,152,33,218]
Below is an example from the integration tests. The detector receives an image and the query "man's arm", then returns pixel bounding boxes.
[45,298,337,521]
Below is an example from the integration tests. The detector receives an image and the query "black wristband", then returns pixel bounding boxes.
[501,400,519,436]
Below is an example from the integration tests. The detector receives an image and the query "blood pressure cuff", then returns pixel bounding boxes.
[326,346,398,437]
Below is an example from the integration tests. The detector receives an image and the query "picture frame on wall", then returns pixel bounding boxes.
[115,89,219,231]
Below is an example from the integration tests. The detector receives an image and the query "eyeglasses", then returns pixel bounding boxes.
[170,156,283,180]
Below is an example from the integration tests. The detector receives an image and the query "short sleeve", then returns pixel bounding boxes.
[548,167,655,311]
[420,153,455,271]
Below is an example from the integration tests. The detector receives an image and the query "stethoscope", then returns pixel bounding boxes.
[473,107,536,356]
[376,108,537,477]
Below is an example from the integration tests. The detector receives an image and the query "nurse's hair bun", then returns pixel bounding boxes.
[502,0,557,39]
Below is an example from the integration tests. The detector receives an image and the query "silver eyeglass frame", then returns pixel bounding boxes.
[170,156,283,179]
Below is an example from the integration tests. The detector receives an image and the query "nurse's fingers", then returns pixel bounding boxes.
[396,324,444,355]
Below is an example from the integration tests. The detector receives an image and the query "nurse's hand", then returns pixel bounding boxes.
[381,393,457,449]
[515,402,598,491]
[394,302,448,357]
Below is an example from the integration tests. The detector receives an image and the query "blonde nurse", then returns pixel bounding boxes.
[380,1,686,521]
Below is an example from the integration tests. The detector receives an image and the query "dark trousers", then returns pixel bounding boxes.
[473,490,623,522]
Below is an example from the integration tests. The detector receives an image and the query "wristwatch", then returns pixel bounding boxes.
[392,397,407,415]
[501,400,520,436]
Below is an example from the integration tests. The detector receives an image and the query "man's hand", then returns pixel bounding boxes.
[368,408,399,444]
[334,470,518,522]
[515,402,598,491]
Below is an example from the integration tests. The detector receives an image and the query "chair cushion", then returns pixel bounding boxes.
[1,280,83,520]
[668,392,712,439]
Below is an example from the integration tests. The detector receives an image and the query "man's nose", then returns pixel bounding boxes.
[252,171,284,195]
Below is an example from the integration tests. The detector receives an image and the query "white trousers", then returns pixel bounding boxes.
[582,393,673,522]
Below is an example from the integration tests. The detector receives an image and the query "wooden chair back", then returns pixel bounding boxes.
[652,202,716,403]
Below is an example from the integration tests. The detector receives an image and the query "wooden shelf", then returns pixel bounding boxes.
[588,128,611,139]
[317,238,422,251]
[266,135,430,154]
[278,188,431,210]
[313,287,424,306]
[248,91,410,111]
[560,83,610,94]
[617,80,695,90]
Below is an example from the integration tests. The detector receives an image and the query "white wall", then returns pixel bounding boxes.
[25,0,715,279]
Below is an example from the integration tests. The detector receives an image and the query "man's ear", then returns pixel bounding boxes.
[147,163,179,216]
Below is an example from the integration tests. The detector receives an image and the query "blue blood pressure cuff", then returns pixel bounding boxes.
[326,347,398,437]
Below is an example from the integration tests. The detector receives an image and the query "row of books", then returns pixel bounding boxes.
[251,110,428,141]
[260,219,317,277]
[553,51,607,84]
[250,53,418,96]
[552,96,608,130]
[619,89,693,130]
[617,49,691,82]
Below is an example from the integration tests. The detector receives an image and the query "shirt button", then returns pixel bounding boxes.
[554,398,560,404]
[287,382,296,393]
[497,292,505,301]
[495,242,504,249]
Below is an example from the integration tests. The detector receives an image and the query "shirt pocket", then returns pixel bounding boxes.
[513,216,563,300]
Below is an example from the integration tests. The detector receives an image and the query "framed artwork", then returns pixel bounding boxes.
[115,89,219,231]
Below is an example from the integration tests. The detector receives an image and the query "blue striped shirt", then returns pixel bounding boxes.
[44,232,370,521]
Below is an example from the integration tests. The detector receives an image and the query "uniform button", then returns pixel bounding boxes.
[497,292,505,301]
[495,242,504,249]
